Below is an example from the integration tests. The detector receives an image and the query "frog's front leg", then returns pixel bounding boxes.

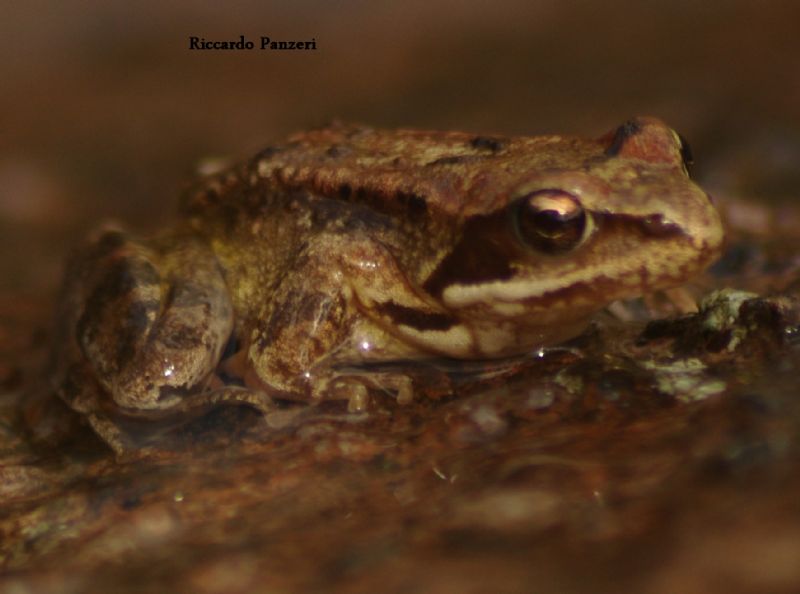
[245,235,434,407]
[245,251,352,400]
[57,228,234,413]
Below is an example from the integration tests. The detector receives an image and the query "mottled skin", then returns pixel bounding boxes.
[51,117,723,450]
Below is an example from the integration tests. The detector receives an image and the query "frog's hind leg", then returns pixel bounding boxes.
[60,228,234,413]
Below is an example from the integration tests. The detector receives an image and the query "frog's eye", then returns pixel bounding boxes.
[513,190,588,254]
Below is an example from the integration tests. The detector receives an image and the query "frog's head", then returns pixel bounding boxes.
[421,117,724,355]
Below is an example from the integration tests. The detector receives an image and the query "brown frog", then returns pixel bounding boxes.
[51,117,724,451]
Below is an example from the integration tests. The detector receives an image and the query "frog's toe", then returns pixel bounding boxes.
[83,387,280,455]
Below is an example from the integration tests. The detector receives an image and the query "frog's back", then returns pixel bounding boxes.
[179,122,607,225]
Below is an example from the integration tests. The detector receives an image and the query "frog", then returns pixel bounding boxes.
[50,116,724,452]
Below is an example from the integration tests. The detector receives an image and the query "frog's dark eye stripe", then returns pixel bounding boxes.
[637,214,684,238]
[512,190,588,254]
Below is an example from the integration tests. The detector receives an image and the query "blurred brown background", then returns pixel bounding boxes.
[2,0,799,292]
